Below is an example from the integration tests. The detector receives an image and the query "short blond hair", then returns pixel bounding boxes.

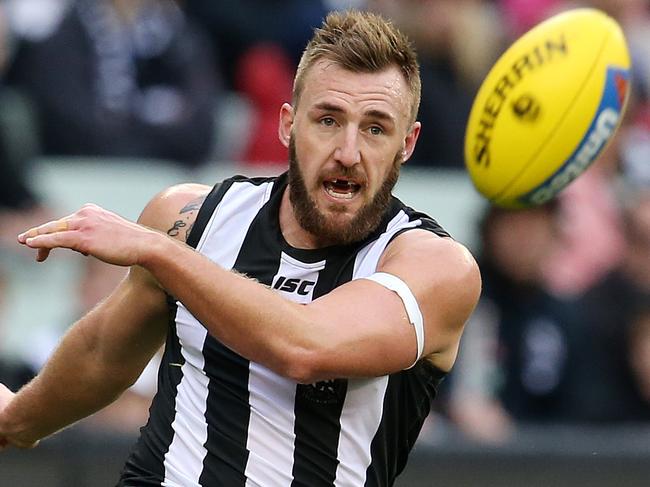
[293,10,421,123]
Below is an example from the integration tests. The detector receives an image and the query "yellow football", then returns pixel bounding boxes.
[464,8,631,208]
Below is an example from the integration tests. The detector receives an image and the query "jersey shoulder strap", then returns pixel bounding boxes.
[185,174,278,249]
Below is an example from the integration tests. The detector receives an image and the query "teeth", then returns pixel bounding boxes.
[325,186,355,199]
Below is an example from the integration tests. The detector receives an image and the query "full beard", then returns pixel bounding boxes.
[287,137,401,246]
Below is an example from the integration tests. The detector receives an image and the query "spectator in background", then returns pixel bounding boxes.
[234,44,293,165]
[572,184,650,422]
[3,0,219,167]
[541,142,627,298]
[448,203,583,442]
[182,0,332,165]
[368,0,505,167]
[538,0,650,297]
[182,0,329,89]
[450,184,650,443]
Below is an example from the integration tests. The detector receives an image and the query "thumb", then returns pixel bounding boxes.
[0,382,15,402]
[0,383,15,451]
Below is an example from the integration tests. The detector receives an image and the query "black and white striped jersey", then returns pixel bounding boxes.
[118,172,450,487]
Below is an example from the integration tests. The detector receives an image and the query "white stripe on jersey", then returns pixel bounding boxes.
[334,377,389,486]
[163,180,275,487]
[245,363,297,487]
[197,180,275,260]
[162,305,209,487]
[352,210,421,279]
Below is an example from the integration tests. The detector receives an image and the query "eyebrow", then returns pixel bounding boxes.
[313,102,345,114]
[365,109,395,124]
[312,102,396,124]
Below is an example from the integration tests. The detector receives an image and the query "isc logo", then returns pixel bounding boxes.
[272,276,316,296]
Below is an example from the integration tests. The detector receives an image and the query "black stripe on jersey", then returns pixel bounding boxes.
[364,361,445,486]
[389,200,451,241]
[117,299,185,486]
[198,335,251,486]
[291,253,356,487]
[199,191,280,486]
[187,175,279,249]
[186,182,226,249]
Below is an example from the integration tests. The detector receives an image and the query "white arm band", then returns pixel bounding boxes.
[364,272,424,368]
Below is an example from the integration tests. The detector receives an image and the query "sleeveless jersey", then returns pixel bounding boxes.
[118,172,450,487]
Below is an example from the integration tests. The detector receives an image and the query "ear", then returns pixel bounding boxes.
[400,121,421,163]
[278,103,294,148]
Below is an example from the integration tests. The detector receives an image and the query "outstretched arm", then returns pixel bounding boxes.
[0,265,167,448]
[16,196,481,383]
[0,184,210,449]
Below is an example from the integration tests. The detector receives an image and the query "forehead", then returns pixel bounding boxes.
[299,59,411,121]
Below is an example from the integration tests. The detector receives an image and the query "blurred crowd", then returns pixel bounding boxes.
[0,0,648,442]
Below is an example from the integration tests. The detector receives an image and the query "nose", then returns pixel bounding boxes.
[334,126,361,167]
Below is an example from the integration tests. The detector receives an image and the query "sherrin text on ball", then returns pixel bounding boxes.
[464,8,631,208]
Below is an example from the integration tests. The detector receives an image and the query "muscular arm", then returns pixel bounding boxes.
[0,184,209,448]
[16,191,480,383]
[142,228,480,380]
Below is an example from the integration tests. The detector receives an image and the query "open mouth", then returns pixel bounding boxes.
[323,178,362,200]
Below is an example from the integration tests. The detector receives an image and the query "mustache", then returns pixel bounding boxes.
[319,166,367,184]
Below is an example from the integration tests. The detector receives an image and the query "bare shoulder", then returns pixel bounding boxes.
[139,183,212,242]
[379,229,482,368]
[380,229,480,286]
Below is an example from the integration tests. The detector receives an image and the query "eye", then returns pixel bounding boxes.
[368,126,384,136]
[320,117,336,127]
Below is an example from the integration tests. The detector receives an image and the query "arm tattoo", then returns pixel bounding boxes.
[167,220,187,237]
[167,193,208,240]
[180,195,207,214]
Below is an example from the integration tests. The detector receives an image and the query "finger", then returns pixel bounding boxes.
[18,218,71,243]
[19,219,68,242]
[25,230,81,254]
[36,248,51,263]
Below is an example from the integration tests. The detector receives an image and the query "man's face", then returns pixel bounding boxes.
[281,60,420,245]
[288,138,400,245]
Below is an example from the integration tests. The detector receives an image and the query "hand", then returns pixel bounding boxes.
[17,204,162,266]
[0,383,40,451]
[0,383,15,451]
